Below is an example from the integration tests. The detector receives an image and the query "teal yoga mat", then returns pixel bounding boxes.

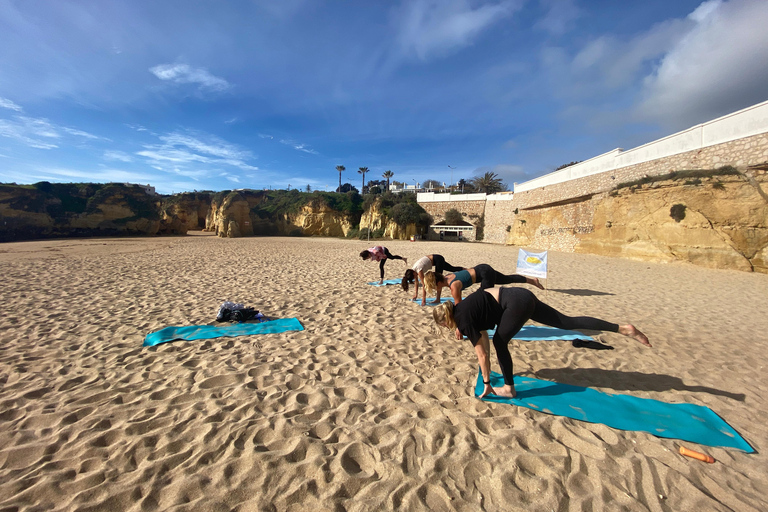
[143,318,304,347]
[475,370,754,452]
[412,297,454,306]
[490,325,594,341]
[368,279,402,286]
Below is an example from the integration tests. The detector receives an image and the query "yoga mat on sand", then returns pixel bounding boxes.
[475,370,754,452]
[412,297,454,306]
[367,279,402,286]
[143,318,304,347]
[490,325,594,341]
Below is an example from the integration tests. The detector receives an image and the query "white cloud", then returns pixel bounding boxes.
[0,117,60,149]
[0,97,23,112]
[149,63,230,91]
[535,0,580,36]
[395,0,522,60]
[104,150,133,162]
[62,127,102,140]
[137,130,258,174]
[279,138,318,154]
[638,0,768,129]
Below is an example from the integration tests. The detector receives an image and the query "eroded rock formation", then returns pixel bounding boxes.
[507,172,768,273]
[0,183,172,241]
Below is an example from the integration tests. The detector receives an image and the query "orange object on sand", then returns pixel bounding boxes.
[679,446,715,463]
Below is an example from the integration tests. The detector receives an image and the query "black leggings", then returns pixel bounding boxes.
[474,263,527,290]
[493,287,619,385]
[379,248,405,279]
[432,254,463,274]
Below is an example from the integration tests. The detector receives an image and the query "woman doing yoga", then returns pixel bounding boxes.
[433,287,651,399]
[401,255,464,306]
[424,263,544,304]
[360,246,407,285]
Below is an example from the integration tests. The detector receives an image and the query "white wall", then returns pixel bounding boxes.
[514,99,768,193]
[417,192,489,202]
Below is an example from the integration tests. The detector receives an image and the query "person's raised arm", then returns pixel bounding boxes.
[475,332,494,398]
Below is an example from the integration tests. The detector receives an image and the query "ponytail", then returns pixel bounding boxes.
[401,269,415,291]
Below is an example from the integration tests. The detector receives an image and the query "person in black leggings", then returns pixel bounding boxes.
[360,246,407,284]
[424,263,544,304]
[433,287,651,399]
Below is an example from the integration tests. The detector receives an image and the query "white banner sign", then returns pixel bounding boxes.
[516,249,548,279]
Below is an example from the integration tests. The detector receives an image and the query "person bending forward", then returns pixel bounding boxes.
[424,263,543,304]
[433,287,651,399]
[401,254,464,306]
[360,246,407,285]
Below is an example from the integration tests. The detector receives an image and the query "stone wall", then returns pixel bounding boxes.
[416,131,768,273]
[419,199,486,239]
[512,131,768,210]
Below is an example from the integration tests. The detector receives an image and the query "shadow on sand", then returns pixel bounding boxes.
[549,288,615,296]
[530,367,746,401]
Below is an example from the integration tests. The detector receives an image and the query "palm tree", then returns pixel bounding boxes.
[382,170,394,192]
[471,171,504,194]
[336,165,345,192]
[358,167,369,194]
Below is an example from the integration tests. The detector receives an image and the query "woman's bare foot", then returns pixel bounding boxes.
[403,257,408,265]
[619,324,651,347]
[530,277,545,290]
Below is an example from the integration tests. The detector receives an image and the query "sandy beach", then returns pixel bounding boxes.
[0,234,766,511]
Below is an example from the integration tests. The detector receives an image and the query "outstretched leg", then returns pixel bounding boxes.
[383,247,407,266]
[433,254,463,274]
[530,295,651,347]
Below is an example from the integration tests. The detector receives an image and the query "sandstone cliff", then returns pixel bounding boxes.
[0,182,177,242]
[205,190,358,238]
[359,197,424,240]
[160,192,212,234]
[507,170,768,273]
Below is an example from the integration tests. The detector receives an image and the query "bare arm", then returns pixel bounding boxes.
[474,332,494,398]
[432,281,443,304]
[451,282,463,304]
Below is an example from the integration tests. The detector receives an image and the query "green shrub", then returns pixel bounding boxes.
[670,204,686,222]
[444,208,463,225]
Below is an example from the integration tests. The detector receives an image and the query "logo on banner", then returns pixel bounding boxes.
[517,249,548,279]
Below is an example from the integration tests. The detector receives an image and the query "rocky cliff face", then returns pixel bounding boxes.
[0,183,176,242]
[205,191,356,238]
[359,199,418,240]
[508,171,768,273]
[160,192,212,234]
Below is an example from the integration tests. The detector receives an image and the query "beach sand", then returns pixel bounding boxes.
[1,234,766,511]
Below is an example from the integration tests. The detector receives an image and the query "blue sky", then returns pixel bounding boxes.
[1,0,767,195]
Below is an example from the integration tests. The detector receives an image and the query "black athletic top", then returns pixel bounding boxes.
[453,290,502,346]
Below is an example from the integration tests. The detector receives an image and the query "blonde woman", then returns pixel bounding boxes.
[433,287,651,399]
[424,263,543,304]
[401,254,464,306]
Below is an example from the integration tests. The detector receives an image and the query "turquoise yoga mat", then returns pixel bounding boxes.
[489,325,594,341]
[368,279,402,286]
[143,318,304,347]
[412,297,454,306]
[475,370,754,452]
